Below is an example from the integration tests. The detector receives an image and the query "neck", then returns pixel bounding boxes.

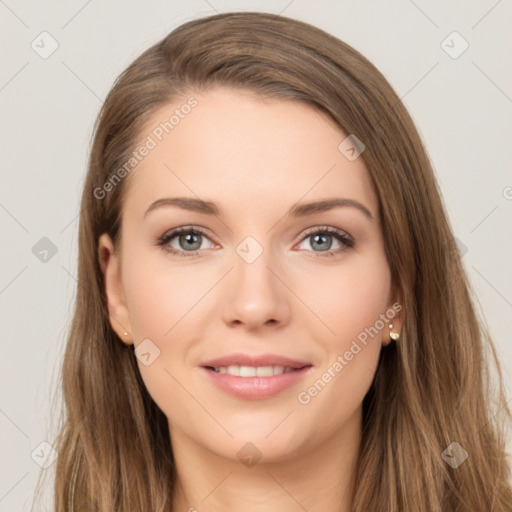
[170,408,362,512]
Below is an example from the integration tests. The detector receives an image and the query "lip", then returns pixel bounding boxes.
[200,353,313,400]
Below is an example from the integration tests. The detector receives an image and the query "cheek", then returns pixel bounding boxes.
[295,258,390,423]
[300,255,391,350]
[122,252,208,342]
[121,253,209,422]
[296,256,390,406]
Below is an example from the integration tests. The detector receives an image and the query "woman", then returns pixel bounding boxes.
[46,11,511,511]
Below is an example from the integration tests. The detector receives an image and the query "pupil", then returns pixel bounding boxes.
[181,233,200,250]
[312,234,331,251]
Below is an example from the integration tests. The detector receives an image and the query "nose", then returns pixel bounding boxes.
[222,242,291,331]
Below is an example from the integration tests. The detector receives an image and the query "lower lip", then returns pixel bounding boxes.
[201,366,312,400]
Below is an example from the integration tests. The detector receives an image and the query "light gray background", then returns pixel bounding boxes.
[1,1,511,510]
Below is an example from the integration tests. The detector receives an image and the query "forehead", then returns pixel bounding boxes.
[122,87,378,222]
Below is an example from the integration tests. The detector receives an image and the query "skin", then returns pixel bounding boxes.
[98,87,403,512]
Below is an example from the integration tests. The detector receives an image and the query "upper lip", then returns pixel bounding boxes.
[201,353,312,369]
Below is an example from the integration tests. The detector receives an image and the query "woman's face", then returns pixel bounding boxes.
[99,87,401,463]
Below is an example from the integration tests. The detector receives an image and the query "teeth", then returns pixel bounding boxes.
[239,366,257,377]
[256,366,274,377]
[212,365,295,377]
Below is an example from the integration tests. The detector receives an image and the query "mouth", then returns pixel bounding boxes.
[200,354,313,400]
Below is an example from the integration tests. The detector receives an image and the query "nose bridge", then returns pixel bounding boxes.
[224,233,289,327]
[234,233,279,298]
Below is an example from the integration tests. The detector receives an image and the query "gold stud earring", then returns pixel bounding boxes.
[389,323,400,341]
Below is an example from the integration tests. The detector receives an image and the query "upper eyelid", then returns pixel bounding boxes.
[162,225,215,242]
[300,225,351,238]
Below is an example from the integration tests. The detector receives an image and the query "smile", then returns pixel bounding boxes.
[200,354,313,400]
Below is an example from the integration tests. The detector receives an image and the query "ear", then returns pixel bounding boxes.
[383,285,405,347]
[98,233,133,345]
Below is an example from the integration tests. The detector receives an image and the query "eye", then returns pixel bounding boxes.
[296,226,355,257]
[156,226,215,257]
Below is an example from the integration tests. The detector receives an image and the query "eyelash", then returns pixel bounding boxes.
[155,225,355,258]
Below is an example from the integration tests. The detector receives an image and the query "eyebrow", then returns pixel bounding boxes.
[144,196,374,221]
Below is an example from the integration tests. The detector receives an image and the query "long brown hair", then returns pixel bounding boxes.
[38,11,511,511]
